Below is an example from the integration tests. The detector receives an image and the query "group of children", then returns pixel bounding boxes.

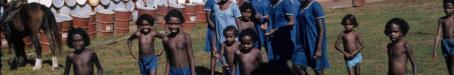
[60,0,454,75]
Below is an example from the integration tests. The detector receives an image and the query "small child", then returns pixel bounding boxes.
[238,3,258,32]
[127,14,163,75]
[334,14,364,75]
[384,18,417,75]
[433,0,454,74]
[162,9,196,75]
[220,26,241,75]
[235,28,263,75]
[64,28,103,75]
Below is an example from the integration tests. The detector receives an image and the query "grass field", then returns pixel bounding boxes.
[1,0,449,74]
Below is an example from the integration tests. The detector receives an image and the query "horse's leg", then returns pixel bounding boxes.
[46,29,59,70]
[30,34,42,70]
[14,39,26,66]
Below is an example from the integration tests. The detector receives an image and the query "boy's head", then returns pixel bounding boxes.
[239,3,256,21]
[239,28,257,52]
[165,9,185,34]
[67,28,90,50]
[136,14,156,34]
[341,14,358,31]
[223,26,239,43]
[384,18,410,41]
[444,0,454,15]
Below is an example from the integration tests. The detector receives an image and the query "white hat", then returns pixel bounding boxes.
[77,0,87,5]
[52,0,64,8]
[66,0,77,7]
[88,0,99,6]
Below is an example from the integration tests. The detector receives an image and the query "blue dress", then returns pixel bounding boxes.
[290,0,307,66]
[213,3,242,44]
[266,0,294,62]
[204,0,218,52]
[295,1,329,70]
[250,0,270,49]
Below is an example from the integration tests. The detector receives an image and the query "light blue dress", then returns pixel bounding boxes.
[213,3,242,44]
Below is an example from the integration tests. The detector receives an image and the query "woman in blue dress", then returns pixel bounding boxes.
[265,0,294,65]
[250,0,270,55]
[208,0,242,74]
[293,0,330,75]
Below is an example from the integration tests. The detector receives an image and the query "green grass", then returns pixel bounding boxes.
[1,0,449,74]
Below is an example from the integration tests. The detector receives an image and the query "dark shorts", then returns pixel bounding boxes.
[138,55,158,75]
[442,39,454,56]
[170,66,191,75]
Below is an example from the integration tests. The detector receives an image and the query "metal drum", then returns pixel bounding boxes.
[114,8,130,36]
[57,14,72,40]
[71,12,90,31]
[196,4,206,23]
[126,0,135,12]
[157,6,168,25]
[53,0,64,8]
[38,30,51,54]
[184,4,196,23]
[88,0,99,6]
[82,11,97,39]
[96,10,114,37]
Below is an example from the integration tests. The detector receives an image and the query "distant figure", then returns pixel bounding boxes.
[235,28,263,75]
[433,0,454,74]
[63,28,103,75]
[220,26,241,75]
[384,18,417,75]
[334,14,364,75]
[162,9,196,75]
[127,14,164,75]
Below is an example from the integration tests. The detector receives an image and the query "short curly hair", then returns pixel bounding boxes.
[239,28,257,42]
[66,28,90,48]
[341,14,358,28]
[384,17,410,36]
[223,26,239,36]
[135,14,156,26]
[164,9,185,24]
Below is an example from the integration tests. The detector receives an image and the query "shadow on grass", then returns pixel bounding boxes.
[251,63,295,75]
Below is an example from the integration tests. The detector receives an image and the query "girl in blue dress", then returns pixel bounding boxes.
[293,0,330,75]
[266,0,294,64]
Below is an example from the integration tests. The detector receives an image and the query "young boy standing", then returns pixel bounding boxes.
[235,28,263,75]
[64,28,103,75]
[433,0,454,74]
[220,26,241,75]
[127,14,163,75]
[163,9,196,75]
[384,18,417,75]
[335,14,364,75]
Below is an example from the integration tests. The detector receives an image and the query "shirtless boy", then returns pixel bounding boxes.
[235,28,263,75]
[220,26,241,75]
[334,14,364,75]
[127,14,163,75]
[384,18,417,75]
[433,0,454,74]
[162,9,196,75]
[64,28,103,75]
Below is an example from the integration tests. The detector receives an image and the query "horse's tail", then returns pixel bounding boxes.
[39,4,62,57]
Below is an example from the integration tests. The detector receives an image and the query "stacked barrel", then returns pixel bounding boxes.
[114,8,131,36]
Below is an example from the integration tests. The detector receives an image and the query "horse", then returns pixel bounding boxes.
[1,2,62,70]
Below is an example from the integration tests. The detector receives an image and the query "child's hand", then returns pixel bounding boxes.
[261,23,268,31]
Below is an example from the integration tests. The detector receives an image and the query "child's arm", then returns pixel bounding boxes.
[219,43,227,67]
[185,35,196,75]
[92,52,103,75]
[432,18,443,59]
[257,49,264,64]
[354,32,365,55]
[334,32,346,55]
[406,43,417,75]
[63,55,72,75]
[232,52,239,75]
[127,33,138,59]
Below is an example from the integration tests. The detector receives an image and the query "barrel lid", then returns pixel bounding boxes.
[51,7,58,15]
[66,0,77,6]
[81,4,92,11]
[55,16,63,22]
[76,0,87,5]
[71,12,90,18]
[114,8,128,12]
[126,0,135,12]
[53,0,64,8]
[97,9,114,14]
[59,6,71,15]
[115,1,126,9]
